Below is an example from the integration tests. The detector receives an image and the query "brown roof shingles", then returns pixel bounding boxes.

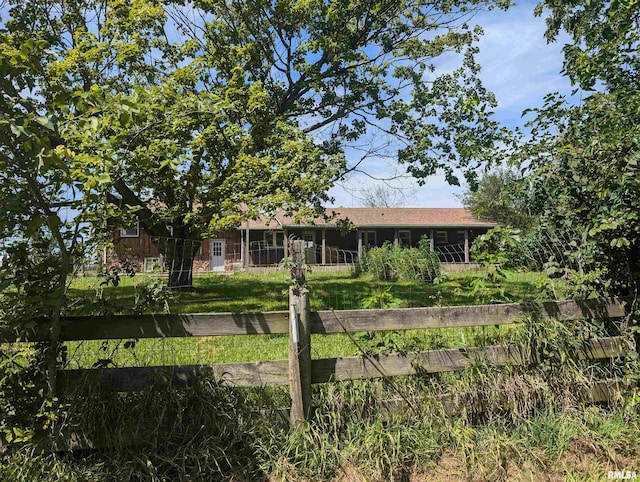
[245,208,498,229]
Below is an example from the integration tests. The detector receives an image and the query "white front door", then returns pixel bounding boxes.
[210,239,225,271]
[302,231,316,264]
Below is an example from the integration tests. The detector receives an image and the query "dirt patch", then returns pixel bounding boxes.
[369,442,636,482]
[424,449,467,481]
[331,465,365,482]
[560,438,639,476]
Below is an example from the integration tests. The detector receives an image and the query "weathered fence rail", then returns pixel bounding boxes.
[0,240,631,429]
[2,297,629,426]
[0,298,626,342]
[59,336,627,390]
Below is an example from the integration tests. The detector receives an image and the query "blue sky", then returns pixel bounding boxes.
[329,0,575,208]
[1,1,574,212]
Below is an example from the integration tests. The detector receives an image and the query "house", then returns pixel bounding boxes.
[107,208,498,273]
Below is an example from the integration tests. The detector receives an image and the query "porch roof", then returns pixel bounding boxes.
[244,208,498,230]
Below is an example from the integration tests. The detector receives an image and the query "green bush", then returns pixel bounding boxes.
[471,225,562,271]
[358,237,440,282]
[361,243,396,281]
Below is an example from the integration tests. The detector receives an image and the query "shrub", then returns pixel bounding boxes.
[359,237,440,282]
[361,243,396,281]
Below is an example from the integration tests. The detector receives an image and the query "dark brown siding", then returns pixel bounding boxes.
[109,228,242,272]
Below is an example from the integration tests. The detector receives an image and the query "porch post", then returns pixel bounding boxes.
[464,228,470,263]
[283,229,288,258]
[430,229,435,251]
[321,228,326,265]
[394,229,399,246]
[357,229,363,259]
[245,221,250,268]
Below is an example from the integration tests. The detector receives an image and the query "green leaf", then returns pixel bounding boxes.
[35,116,55,131]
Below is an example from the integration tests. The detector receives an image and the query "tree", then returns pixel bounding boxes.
[0,29,114,402]
[512,1,640,296]
[355,182,414,208]
[3,0,511,286]
[461,167,534,228]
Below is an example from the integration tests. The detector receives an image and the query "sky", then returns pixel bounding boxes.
[0,1,575,213]
[329,0,575,209]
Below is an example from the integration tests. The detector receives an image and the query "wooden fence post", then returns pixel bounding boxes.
[288,239,312,427]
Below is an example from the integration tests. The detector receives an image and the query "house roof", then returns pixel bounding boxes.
[244,208,498,230]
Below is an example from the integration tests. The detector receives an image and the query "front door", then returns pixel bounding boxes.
[302,231,316,264]
[210,239,225,271]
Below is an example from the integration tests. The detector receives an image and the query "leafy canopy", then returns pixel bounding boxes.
[461,167,534,228]
[511,0,640,294]
[4,0,511,239]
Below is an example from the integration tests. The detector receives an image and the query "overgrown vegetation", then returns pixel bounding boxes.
[1,310,638,481]
[3,0,640,479]
[468,1,640,305]
[358,236,441,282]
[2,262,639,480]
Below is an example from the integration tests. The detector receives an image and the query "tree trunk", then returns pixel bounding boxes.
[164,237,200,288]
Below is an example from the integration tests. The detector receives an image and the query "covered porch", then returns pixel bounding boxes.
[239,226,485,266]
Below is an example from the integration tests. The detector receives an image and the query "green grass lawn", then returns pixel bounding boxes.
[62,269,546,369]
[68,268,545,313]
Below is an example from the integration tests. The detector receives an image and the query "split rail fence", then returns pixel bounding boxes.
[0,241,630,428]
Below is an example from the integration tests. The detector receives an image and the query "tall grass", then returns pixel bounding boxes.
[2,270,637,480]
[1,364,638,481]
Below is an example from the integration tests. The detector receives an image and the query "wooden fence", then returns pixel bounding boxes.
[0,241,631,427]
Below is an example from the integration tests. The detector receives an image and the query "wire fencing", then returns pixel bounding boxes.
[58,225,617,369]
[435,244,466,263]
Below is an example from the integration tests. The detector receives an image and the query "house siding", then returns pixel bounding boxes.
[109,228,241,273]
[108,208,495,271]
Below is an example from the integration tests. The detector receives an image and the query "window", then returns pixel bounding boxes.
[302,231,315,249]
[457,230,466,244]
[144,257,164,272]
[263,231,285,246]
[360,231,377,248]
[398,230,411,247]
[121,223,139,238]
[211,241,223,257]
[436,231,448,244]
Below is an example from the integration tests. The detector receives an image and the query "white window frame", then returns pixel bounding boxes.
[120,222,140,238]
[144,257,165,273]
[436,230,448,244]
[398,229,411,247]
